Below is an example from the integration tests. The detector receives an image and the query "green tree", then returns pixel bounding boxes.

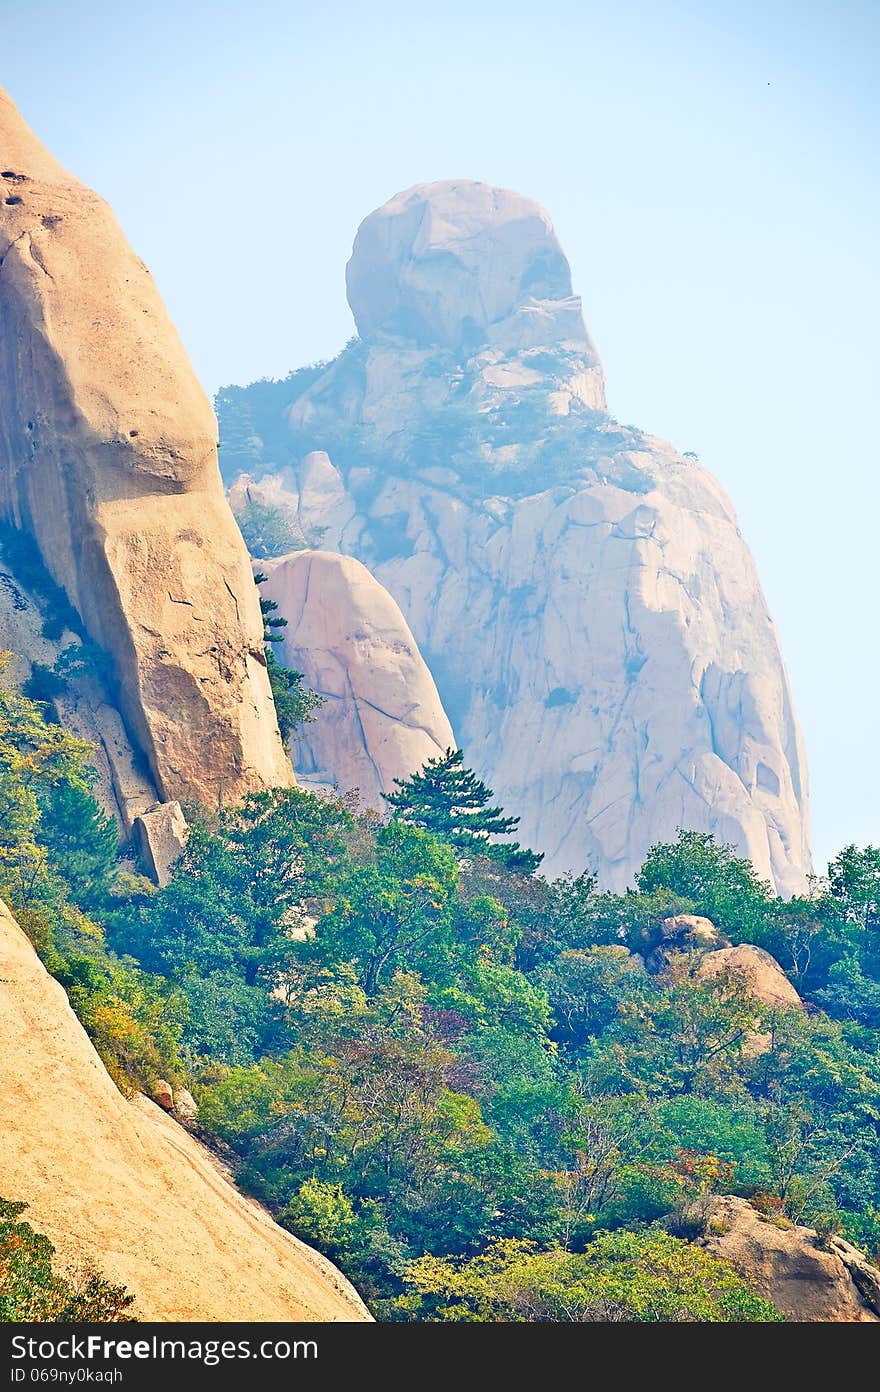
[385,748,543,874]
[400,1229,781,1322]
[0,655,98,906]
[236,501,303,559]
[827,845,880,933]
[36,781,119,910]
[312,821,459,995]
[253,572,321,741]
[113,789,352,1058]
[637,830,770,938]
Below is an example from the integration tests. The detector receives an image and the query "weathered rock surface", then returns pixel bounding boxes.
[174,1087,199,1126]
[0,86,291,809]
[0,548,159,829]
[260,550,454,807]
[0,898,369,1321]
[704,1196,880,1321]
[150,1078,175,1111]
[133,800,188,887]
[346,180,605,374]
[696,943,803,1010]
[223,179,811,892]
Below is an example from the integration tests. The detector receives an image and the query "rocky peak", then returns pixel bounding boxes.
[346,180,595,353]
[219,182,812,894]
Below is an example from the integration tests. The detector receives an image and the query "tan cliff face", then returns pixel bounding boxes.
[0,87,291,806]
[0,899,369,1321]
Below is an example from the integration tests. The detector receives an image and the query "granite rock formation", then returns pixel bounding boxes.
[220,179,811,892]
[0,86,291,810]
[259,549,454,807]
[704,1196,880,1322]
[0,898,369,1322]
[695,942,803,1010]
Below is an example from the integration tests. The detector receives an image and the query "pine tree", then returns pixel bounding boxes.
[385,747,543,874]
[36,781,119,909]
[253,574,320,741]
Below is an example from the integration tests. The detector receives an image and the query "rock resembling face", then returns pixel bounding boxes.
[345,179,582,352]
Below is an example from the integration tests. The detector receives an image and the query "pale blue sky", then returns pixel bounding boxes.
[3,0,877,874]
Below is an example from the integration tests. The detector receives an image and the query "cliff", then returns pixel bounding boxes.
[0,85,291,809]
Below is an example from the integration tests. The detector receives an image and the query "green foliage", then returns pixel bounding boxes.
[281,1179,358,1261]
[386,747,543,873]
[36,781,119,911]
[0,1198,135,1322]
[235,500,304,559]
[266,648,321,742]
[308,821,460,994]
[0,654,98,906]
[637,829,771,937]
[111,789,352,1059]
[400,1229,782,1322]
[3,637,880,1318]
[252,572,321,742]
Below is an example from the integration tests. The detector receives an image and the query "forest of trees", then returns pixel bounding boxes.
[2,663,880,1321]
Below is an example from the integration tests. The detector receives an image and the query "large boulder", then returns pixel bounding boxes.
[260,550,454,808]
[222,179,811,892]
[0,86,292,808]
[704,1196,880,1322]
[0,898,369,1321]
[696,943,802,1010]
[133,800,188,887]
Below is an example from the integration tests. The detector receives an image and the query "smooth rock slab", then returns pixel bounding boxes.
[259,550,454,809]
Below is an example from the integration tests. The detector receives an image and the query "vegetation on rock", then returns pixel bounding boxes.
[0,1198,134,1322]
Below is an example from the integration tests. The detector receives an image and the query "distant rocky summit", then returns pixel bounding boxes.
[218,179,811,892]
[0,85,291,817]
[259,549,454,807]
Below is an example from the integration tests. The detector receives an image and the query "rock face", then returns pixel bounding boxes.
[0,86,291,810]
[0,898,369,1322]
[220,179,811,892]
[260,550,454,807]
[704,1196,880,1322]
[696,942,803,1010]
[0,544,159,830]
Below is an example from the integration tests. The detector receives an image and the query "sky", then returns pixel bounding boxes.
[3,0,878,874]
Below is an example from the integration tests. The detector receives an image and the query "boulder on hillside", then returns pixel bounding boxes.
[133,800,188,887]
[150,1079,175,1111]
[259,550,454,809]
[696,943,802,1011]
[703,1196,880,1322]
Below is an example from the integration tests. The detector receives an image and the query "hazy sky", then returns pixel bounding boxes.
[3,0,878,874]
